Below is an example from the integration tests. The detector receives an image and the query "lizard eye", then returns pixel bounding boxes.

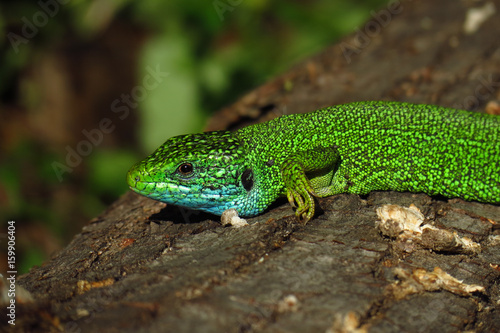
[177,163,194,176]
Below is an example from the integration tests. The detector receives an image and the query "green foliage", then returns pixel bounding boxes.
[1,0,389,147]
[125,0,390,149]
[86,149,138,200]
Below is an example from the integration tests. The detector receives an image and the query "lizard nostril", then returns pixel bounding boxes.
[126,166,143,188]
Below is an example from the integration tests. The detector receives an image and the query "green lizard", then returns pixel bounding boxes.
[127,101,500,223]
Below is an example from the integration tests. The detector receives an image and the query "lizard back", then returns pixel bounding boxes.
[237,101,500,203]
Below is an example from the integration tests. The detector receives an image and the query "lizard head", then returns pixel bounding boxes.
[127,131,265,217]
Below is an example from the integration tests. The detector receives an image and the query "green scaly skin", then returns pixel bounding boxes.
[127,101,500,223]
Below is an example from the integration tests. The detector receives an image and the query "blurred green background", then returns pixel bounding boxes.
[0,0,388,274]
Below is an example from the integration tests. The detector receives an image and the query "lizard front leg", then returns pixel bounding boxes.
[280,146,340,223]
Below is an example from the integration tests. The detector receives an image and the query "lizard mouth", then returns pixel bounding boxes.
[126,163,158,195]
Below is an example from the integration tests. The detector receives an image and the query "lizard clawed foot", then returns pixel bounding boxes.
[281,151,333,224]
[286,188,316,224]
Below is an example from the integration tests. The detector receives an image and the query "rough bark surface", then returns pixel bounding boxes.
[8,0,500,332]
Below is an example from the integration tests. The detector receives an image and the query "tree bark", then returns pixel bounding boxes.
[9,0,500,332]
